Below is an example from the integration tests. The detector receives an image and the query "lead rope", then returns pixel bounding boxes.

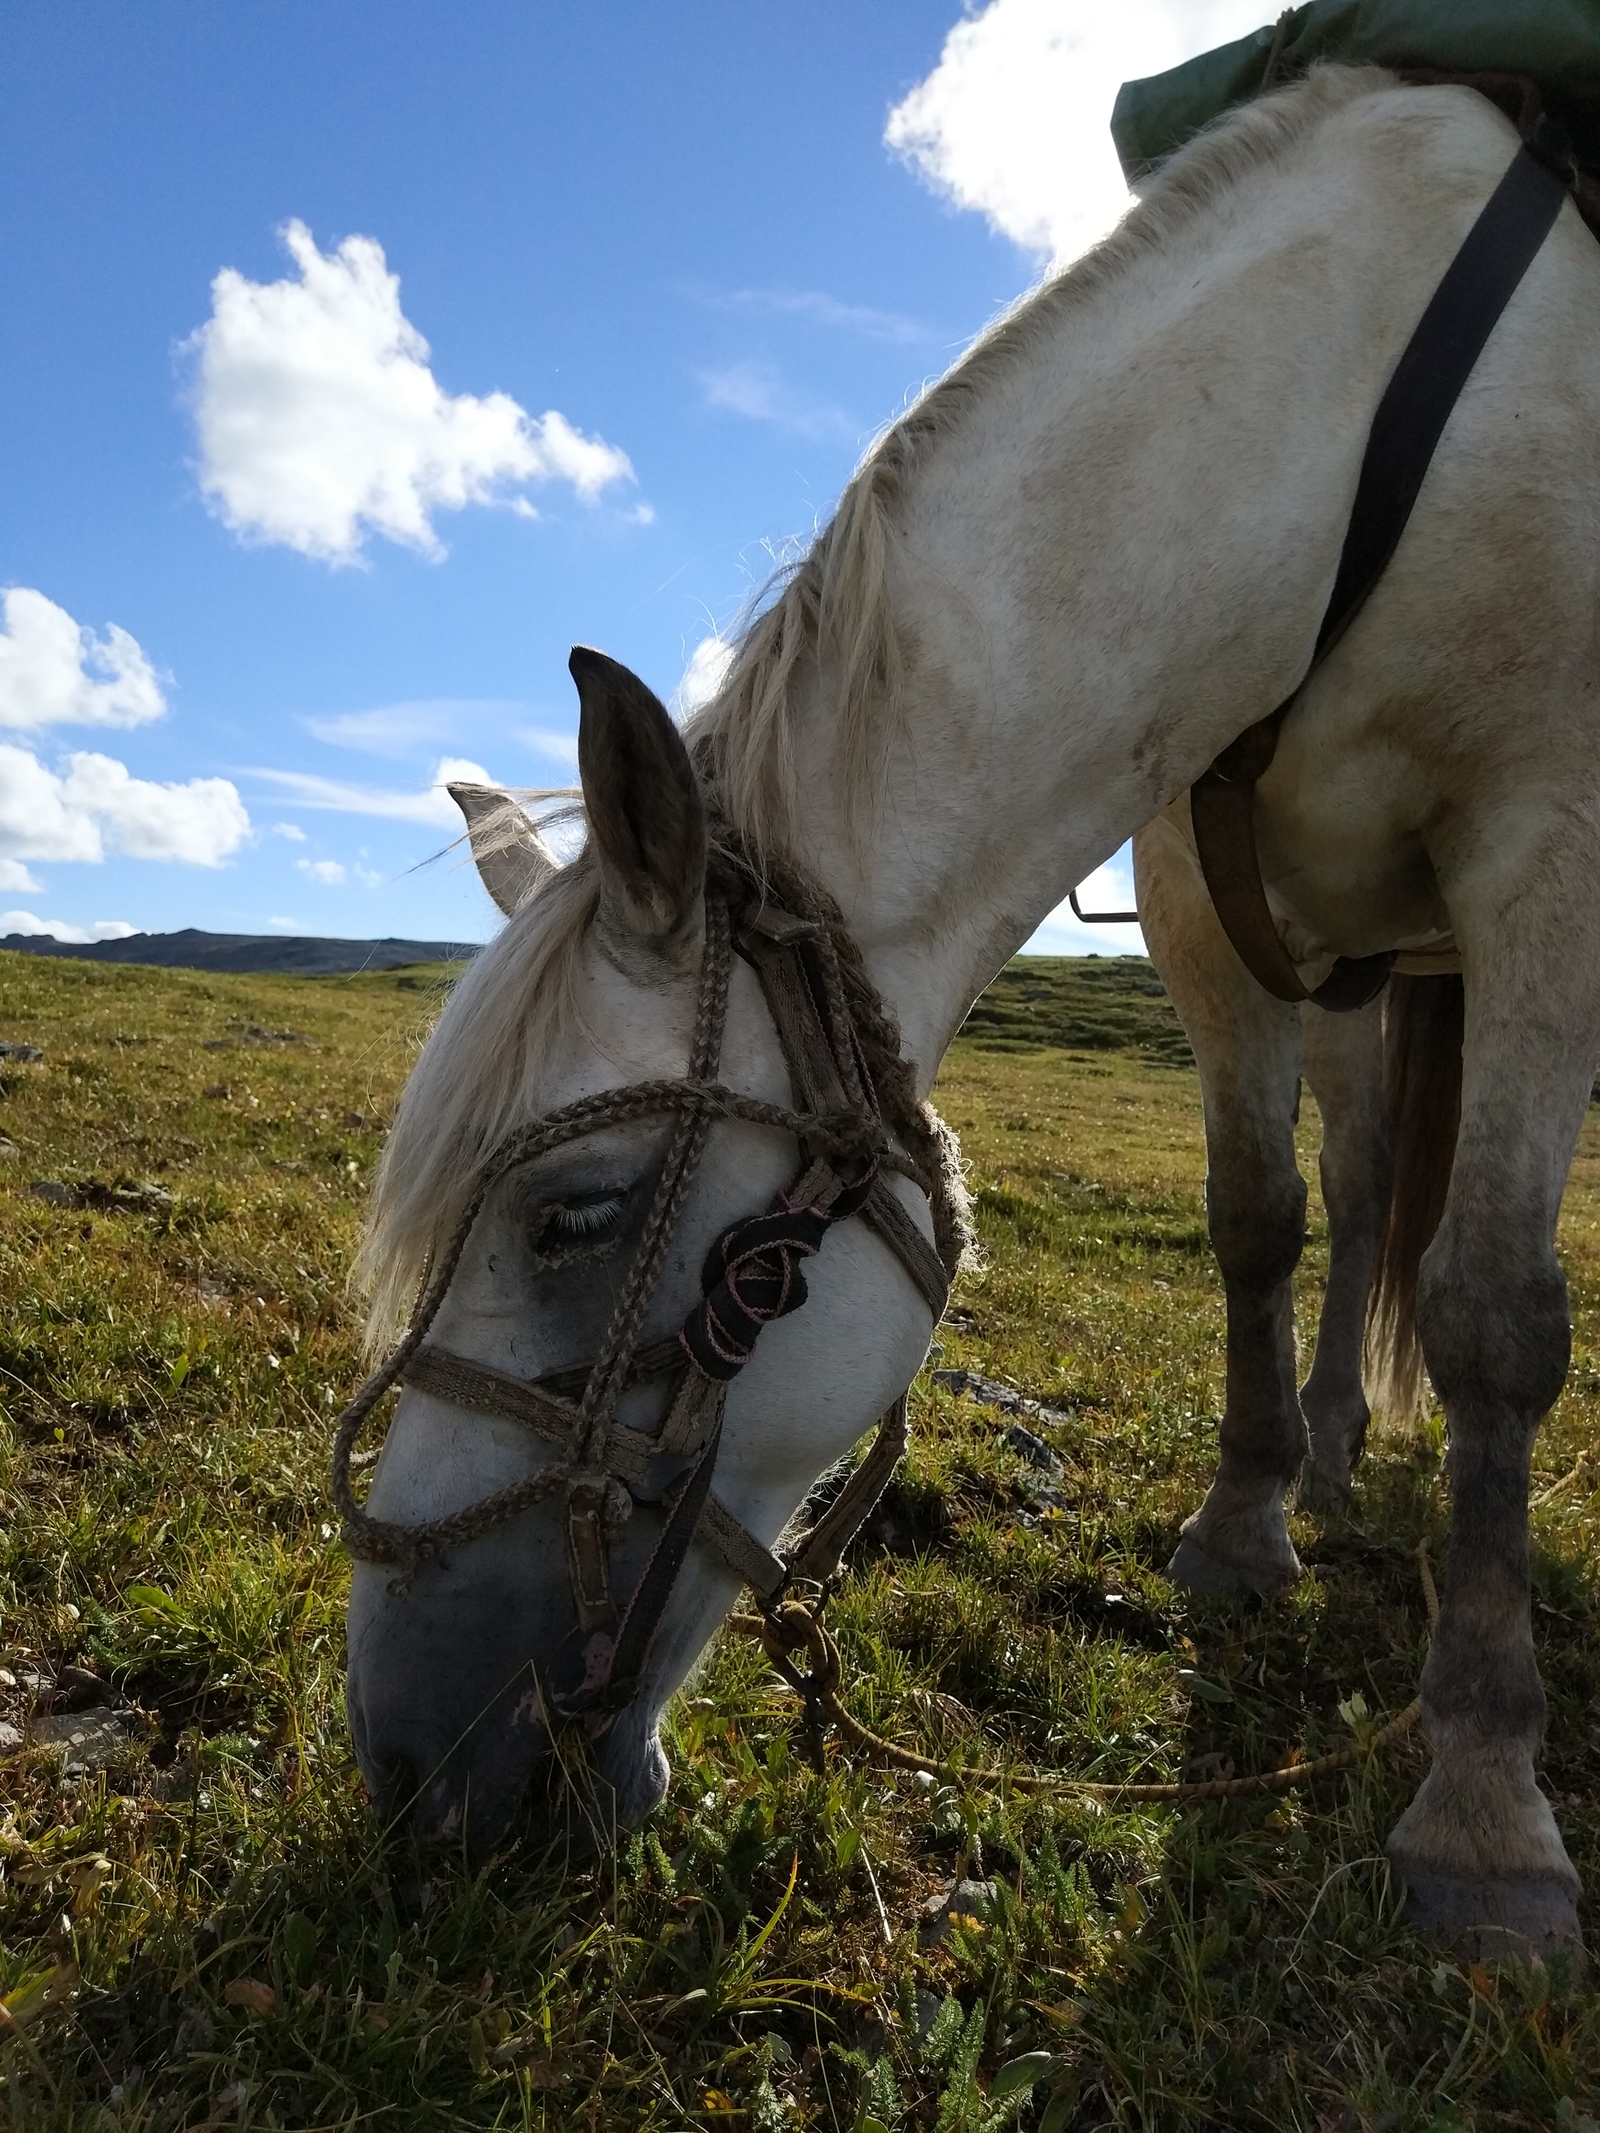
[729,1543,1438,1804]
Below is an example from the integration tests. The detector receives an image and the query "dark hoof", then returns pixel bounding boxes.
[1296,1461,1353,1517]
[1399,1872,1585,1969]
[1166,1532,1300,1598]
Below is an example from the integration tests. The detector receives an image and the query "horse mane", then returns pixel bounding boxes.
[358,61,1403,1344]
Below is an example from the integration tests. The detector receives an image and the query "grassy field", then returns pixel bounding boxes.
[0,947,1596,2131]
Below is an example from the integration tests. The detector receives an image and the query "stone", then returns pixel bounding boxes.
[30,1706,142,1772]
[930,1368,1072,1428]
[919,1877,1002,1943]
[0,1721,25,1757]
[1003,1421,1064,1474]
[27,1178,172,1215]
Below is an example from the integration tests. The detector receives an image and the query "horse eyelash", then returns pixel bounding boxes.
[535,1195,625,1249]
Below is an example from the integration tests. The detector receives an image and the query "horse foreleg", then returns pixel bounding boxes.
[1134,807,1306,1595]
[1298,994,1389,1510]
[1384,936,1591,1961]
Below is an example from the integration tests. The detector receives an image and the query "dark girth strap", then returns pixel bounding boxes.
[1191,125,1573,1011]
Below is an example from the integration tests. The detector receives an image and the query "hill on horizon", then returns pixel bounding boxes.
[0,928,479,976]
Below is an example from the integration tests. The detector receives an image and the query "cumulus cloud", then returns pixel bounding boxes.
[886,0,1267,263]
[674,635,735,716]
[0,588,167,732]
[189,221,638,563]
[297,857,346,886]
[0,911,136,943]
[0,860,42,893]
[271,822,307,841]
[0,745,250,867]
[247,754,494,824]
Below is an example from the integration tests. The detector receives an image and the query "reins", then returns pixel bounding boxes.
[726,1541,1439,1805]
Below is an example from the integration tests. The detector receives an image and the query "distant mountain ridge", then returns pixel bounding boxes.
[0,928,480,975]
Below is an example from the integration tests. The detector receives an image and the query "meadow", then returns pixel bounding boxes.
[0,947,1596,2131]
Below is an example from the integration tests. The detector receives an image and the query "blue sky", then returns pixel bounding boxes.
[0,1,1266,952]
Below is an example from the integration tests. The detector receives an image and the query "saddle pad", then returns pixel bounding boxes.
[1112,0,1600,182]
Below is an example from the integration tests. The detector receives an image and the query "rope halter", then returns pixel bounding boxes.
[332,852,963,1727]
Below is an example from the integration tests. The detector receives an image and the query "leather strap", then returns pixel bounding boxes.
[736,910,854,1115]
[1192,132,1572,1011]
[565,1480,615,1635]
[694,1393,912,1602]
[700,1490,788,1599]
[594,1403,729,1708]
[861,1177,949,1322]
[403,1346,657,1484]
[786,1392,911,1585]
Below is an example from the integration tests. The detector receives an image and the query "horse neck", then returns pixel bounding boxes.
[782,81,1519,1087]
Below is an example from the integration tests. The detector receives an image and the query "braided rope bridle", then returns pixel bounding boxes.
[332,848,963,1725]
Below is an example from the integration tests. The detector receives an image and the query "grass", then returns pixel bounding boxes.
[0,946,1596,2130]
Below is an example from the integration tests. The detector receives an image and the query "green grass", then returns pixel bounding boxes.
[0,948,1596,2130]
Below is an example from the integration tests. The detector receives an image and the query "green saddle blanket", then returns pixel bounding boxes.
[1112,0,1600,181]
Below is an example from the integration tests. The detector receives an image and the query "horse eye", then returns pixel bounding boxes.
[532,1194,625,1255]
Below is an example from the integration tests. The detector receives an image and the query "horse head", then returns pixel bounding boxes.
[341,649,948,1858]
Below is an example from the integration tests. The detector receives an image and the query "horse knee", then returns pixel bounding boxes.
[1417,1240,1570,1423]
[1206,1166,1306,1291]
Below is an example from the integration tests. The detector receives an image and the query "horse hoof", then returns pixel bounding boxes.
[1166,1531,1301,1598]
[1296,1462,1352,1517]
[1399,1872,1586,1970]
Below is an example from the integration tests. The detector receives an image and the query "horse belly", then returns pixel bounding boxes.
[1252,722,1454,965]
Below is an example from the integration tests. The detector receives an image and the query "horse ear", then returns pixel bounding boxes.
[448,783,557,917]
[571,646,706,942]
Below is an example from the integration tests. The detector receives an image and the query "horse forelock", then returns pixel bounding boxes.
[357,61,1409,1344]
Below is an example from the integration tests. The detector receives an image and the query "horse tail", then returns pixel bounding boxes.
[1364,973,1464,1424]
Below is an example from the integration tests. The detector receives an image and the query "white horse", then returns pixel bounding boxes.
[346,68,1600,1959]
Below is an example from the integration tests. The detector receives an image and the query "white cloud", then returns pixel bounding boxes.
[0,860,42,893]
[297,857,346,886]
[886,0,1268,264]
[0,745,250,867]
[674,635,734,716]
[701,287,925,343]
[267,915,300,931]
[697,362,855,440]
[247,754,494,824]
[0,911,136,943]
[303,697,525,758]
[0,588,167,733]
[516,725,580,768]
[189,220,638,564]
[271,821,307,840]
